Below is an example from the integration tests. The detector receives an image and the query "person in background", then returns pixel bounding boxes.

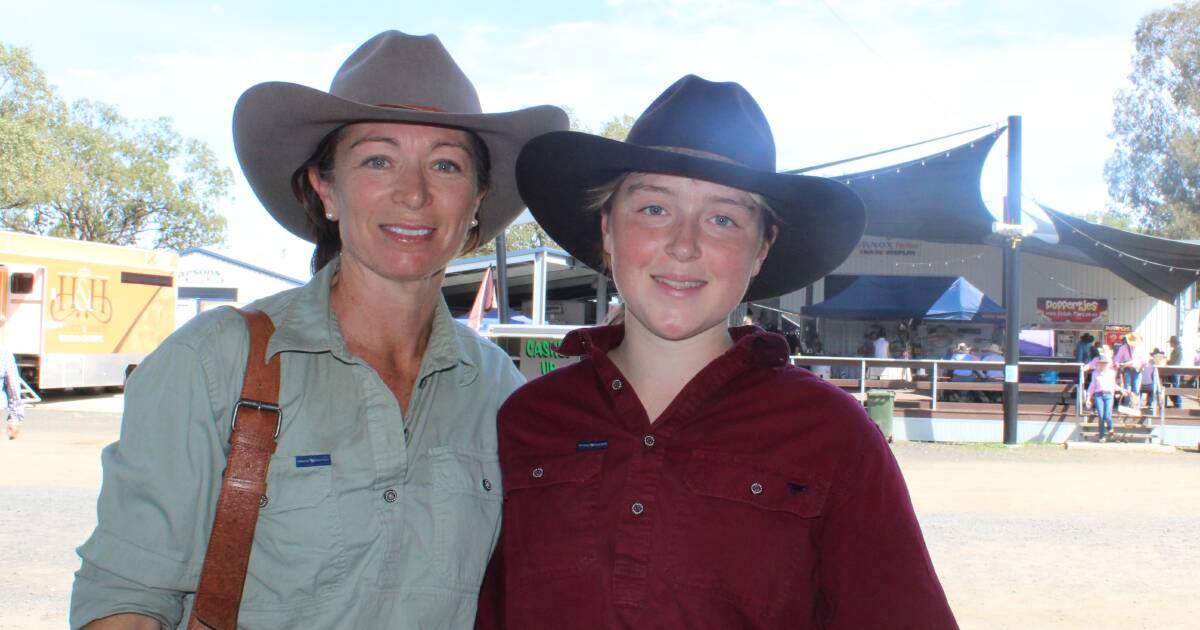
[1143,349,1167,416]
[873,326,891,359]
[1075,333,1094,365]
[1084,346,1128,442]
[1167,335,1183,409]
[978,343,1004,403]
[1114,332,1149,411]
[1,347,23,440]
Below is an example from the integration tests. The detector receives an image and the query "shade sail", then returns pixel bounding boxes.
[1040,206,1200,304]
[814,129,1200,303]
[835,130,1004,244]
[802,275,1004,322]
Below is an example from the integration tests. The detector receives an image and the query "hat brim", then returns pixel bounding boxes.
[516,131,866,301]
[234,81,567,244]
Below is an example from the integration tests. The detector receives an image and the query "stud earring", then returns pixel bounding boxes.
[470,216,479,227]
[326,213,335,221]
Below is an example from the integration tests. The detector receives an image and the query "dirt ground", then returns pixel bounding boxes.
[1,394,1198,629]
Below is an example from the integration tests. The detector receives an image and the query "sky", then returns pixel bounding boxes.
[0,0,1173,279]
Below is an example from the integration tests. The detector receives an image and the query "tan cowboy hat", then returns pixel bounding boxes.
[982,343,1003,354]
[1125,332,1142,345]
[1096,346,1113,362]
[515,75,866,301]
[233,30,568,244]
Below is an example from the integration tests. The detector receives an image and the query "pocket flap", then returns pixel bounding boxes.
[262,459,334,513]
[682,454,827,517]
[429,446,502,499]
[504,451,604,492]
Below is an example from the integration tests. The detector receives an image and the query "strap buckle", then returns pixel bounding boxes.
[231,399,283,438]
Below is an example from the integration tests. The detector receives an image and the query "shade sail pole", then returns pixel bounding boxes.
[1003,116,1022,445]
[495,231,510,324]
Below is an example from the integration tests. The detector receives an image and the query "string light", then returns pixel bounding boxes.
[887,253,987,269]
[831,128,1005,185]
[1062,225,1200,274]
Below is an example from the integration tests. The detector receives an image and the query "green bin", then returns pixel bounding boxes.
[866,390,895,442]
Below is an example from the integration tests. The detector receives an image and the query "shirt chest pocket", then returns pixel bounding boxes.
[429,446,504,590]
[242,460,348,610]
[501,452,605,578]
[665,452,829,621]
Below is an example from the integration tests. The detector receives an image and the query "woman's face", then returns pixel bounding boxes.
[601,172,774,344]
[310,121,484,287]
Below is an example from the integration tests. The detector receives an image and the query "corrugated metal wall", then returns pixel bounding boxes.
[777,238,1185,357]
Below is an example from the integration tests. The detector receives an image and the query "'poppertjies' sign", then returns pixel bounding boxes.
[1036,297,1108,325]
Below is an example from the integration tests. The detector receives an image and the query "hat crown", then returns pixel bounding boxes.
[626,75,775,171]
[329,30,482,115]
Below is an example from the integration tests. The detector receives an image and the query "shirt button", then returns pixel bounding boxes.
[532,467,545,479]
[631,501,645,516]
[482,478,493,492]
[383,488,398,503]
[259,495,269,508]
[750,482,764,495]
[611,379,623,391]
[643,435,656,447]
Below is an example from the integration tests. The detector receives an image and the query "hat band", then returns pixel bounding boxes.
[374,103,448,112]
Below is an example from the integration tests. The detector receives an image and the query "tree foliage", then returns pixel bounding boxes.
[1105,1,1200,238]
[0,43,229,250]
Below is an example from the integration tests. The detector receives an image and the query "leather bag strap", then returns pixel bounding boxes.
[188,308,281,630]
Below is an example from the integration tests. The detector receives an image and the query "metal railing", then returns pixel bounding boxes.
[789,356,1084,414]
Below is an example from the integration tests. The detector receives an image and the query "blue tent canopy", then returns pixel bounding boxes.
[801,275,1005,322]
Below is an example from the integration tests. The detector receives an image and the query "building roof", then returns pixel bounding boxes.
[179,247,306,286]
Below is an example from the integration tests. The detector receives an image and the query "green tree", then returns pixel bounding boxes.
[473,222,560,256]
[0,42,230,250]
[1105,1,1200,238]
[598,114,635,141]
[0,43,66,211]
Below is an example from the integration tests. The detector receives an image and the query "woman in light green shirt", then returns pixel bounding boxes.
[70,31,566,629]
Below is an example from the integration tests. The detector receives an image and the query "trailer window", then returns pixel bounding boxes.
[10,273,34,295]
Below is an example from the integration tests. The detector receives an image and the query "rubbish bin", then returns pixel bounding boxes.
[866,390,895,442]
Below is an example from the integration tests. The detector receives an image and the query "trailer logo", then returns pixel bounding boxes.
[50,269,113,324]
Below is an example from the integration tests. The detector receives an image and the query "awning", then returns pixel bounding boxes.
[1040,205,1200,304]
[837,130,1003,244]
[802,275,1004,322]
[821,131,1200,303]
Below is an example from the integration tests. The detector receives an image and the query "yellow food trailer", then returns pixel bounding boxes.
[0,231,177,390]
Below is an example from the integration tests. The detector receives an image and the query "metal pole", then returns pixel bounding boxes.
[532,249,547,326]
[494,232,509,324]
[1003,115,1022,445]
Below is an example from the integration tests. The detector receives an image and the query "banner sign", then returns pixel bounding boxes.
[518,338,578,379]
[858,239,920,257]
[1104,324,1132,349]
[1036,297,1108,325]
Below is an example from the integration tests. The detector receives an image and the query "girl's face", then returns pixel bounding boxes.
[601,172,774,345]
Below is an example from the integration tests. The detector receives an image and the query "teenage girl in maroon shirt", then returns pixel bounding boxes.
[477,75,958,629]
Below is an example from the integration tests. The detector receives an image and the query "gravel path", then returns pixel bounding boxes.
[2,397,1197,628]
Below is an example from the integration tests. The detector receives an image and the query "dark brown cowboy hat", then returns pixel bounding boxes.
[234,30,567,244]
[515,74,866,301]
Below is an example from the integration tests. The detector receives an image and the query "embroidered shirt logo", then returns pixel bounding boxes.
[576,440,609,452]
[295,454,333,468]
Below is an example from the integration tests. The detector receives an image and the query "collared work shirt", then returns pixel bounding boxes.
[72,260,524,629]
[479,325,957,629]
